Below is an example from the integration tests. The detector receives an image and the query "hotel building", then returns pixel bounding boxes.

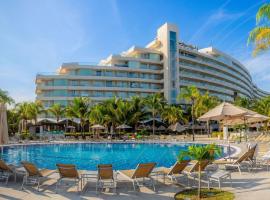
[36,23,269,108]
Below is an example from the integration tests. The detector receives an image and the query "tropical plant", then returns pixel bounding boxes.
[161,105,185,125]
[7,108,20,135]
[194,92,219,118]
[27,102,45,124]
[48,103,65,122]
[234,96,254,110]
[67,97,91,134]
[128,96,148,129]
[144,93,165,135]
[16,102,30,133]
[248,3,270,56]
[177,86,200,141]
[0,89,14,105]
[178,144,221,199]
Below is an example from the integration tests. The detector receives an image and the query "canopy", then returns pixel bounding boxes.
[91,124,105,129]
[223,113,269,125]
[37,118,57,124]
[0,104,9,144]
[157,125,166,131]
[168,122,187,132]
[198,102,248,121]
[116,124,132,129]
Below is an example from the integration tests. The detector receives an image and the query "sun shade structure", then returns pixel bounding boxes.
[0,104,9,145]
[198,102,248,121]
[168,122,187,132]
[116,124,132,129]
[91,124,106,129]
[198,102,269,125]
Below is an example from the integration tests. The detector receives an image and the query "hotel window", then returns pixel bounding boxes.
[106,81,113,87]
[105,71,113,76]
[96,71,102,76]
[130,82,138,88]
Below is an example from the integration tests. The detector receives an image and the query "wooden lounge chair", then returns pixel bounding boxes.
[56,164,82,192]
[118,162,156,191]
[157,160,190,183]
[183,160,210,186]
[21,161,55,191]
[96,164,117,194]
[224,151,252,174]
[0,160,19,184]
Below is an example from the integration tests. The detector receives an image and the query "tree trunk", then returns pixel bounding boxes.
[152,113,155,136]
[191,102,195,141]
[198,162,201,199]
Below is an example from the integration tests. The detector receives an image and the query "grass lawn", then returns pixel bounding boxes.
[175,188,234,200]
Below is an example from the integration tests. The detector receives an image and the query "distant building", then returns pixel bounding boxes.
[36,23,269,108]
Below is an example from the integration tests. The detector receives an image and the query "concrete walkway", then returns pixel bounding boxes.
[1,168,270,200]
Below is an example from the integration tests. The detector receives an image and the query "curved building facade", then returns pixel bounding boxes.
[36,23,269,107]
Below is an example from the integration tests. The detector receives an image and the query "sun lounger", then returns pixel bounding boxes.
[156,160,190,183]
[118,162,156,191]
[21,161,55,191]
[224,151,252,174]
[183,160,210,186]
[0,160,20,184]
[207,170,232,189]
[96,164,117,194]
[56,163,82,193]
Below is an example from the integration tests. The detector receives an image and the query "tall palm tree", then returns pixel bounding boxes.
[248,3,270,56]
[161,105,185,125]
[178,144,221,199]
[177,86,200,141]
[0,89,14,105]
[194,92,219,118]
[144,93,165,135]
[67,97,91,134]
[48,103,65,122]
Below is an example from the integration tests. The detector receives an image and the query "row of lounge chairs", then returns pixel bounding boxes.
[0,144,260,194]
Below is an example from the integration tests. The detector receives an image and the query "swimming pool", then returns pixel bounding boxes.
[1,142,235,170]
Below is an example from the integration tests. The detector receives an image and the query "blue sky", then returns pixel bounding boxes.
[0,0,269,102]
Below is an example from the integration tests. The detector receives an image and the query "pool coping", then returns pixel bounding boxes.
[1,140,241,159]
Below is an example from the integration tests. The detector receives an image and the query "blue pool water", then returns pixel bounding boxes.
[1,143,234,170]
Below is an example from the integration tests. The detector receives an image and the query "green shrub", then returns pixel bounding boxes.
[211,131,223,138]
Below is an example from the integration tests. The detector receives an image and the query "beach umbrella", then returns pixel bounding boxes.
[157,125,166,131]
[91,124,105,129]
[0,103,9,145]
[168,122,186,132]
[116,124,132,129]
[198,102,249,121]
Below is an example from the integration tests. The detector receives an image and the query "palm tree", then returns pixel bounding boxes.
[27,102,45,125]
[177,86,200,141]
[248,3,270,56]
[16,102,30,133]
[0,89,14,105]
[48,103,65,122]
[144,93,165,135]
[178,144,221,199]
[161,105,185,125]
[128,96,148,129]
[253,96,270,131]
[67,97,91,134]
[234,96,254,110]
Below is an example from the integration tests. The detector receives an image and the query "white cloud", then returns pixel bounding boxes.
[241,53,270,91]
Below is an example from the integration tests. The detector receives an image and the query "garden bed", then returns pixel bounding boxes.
[175,188,234,200]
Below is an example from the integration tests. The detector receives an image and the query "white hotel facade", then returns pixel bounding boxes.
[36,23,269,108]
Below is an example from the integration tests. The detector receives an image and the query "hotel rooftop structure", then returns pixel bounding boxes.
[36,23,269,108]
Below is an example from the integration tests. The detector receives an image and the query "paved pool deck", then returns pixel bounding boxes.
[0,140,269,200]
[1,166,270,200]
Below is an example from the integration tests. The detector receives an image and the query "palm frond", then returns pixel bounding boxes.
[256,3,270,24]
